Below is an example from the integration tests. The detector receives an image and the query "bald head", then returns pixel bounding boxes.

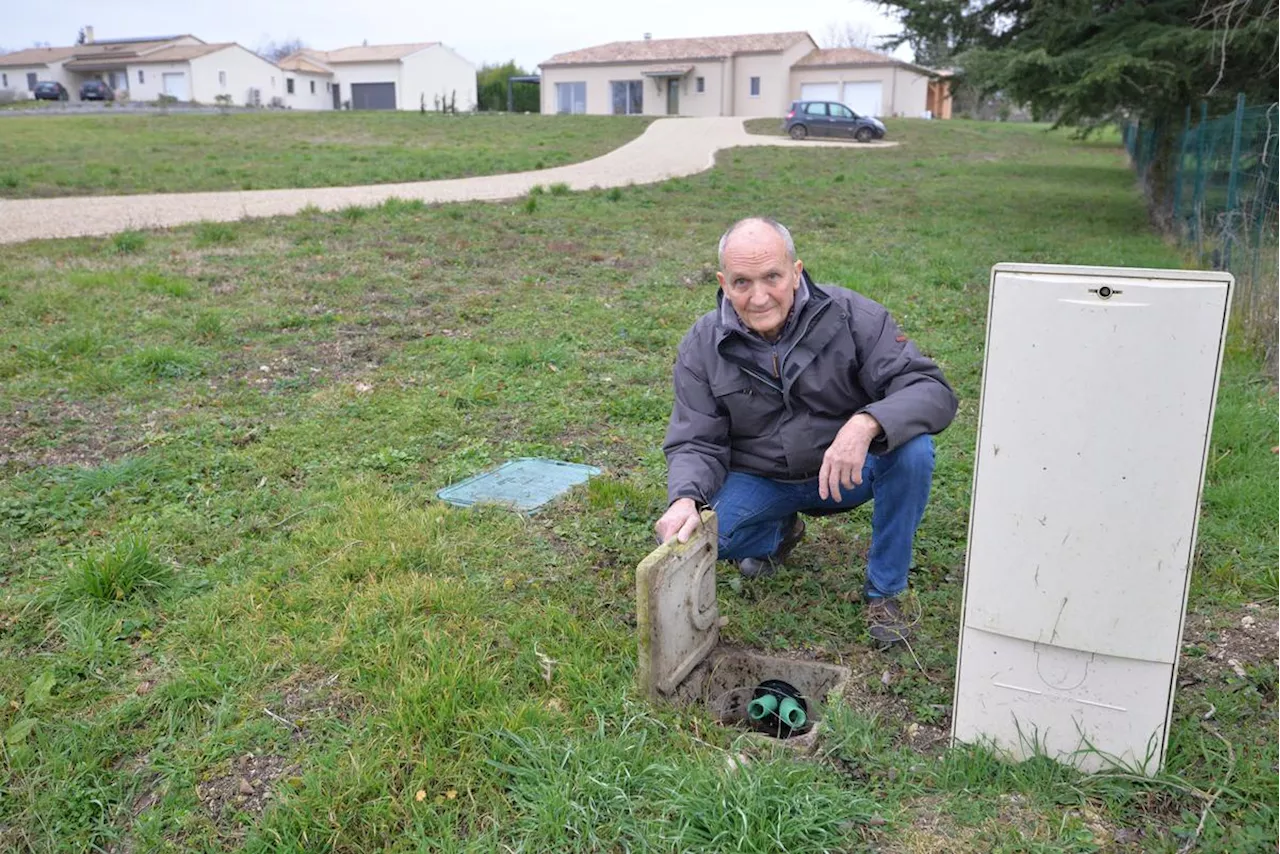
[718,217,796,269]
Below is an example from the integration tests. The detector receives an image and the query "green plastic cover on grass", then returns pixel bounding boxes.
[437,458,601,512]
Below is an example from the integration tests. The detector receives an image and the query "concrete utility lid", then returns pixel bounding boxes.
[636,511,721,700]
[436,458,600,512]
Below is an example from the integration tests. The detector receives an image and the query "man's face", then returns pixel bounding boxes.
[717,226,803,341]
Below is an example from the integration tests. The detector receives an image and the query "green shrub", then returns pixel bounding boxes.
[129,345,200,379]
[523,194,538,214]
[67,537,171,602]
[549,182,570,196]
[606,187,623,203]
[111,230,146,254]
[193,221,237,247]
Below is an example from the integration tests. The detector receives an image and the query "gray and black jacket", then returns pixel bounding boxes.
[663,275,958,506]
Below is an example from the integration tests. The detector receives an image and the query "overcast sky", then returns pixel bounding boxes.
[3,0,913,69]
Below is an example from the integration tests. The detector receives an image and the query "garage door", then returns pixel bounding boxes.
[800,83,839,103]
[842,81,882,117]
[161,72,188,101]
[351,82,396,110]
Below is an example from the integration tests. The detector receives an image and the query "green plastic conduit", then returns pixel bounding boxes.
[747,693,779,721]
[778,696,807,729]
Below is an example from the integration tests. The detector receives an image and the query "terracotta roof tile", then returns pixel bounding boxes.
[306,43,439,64]
[542,31,813,66]
[0,46,91,67]
[278,55,334,74]
[793,47,937,75]
[0,37,205,68]
[129,43,234,63]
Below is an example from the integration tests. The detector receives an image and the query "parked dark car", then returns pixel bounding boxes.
[79,80,115,101]
[32,81,69,101]
[783,100,886,142]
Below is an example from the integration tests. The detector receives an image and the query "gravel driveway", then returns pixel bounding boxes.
[0,117,894,245]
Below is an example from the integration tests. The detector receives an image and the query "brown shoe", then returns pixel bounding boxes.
[866,596,910,647]
[737,516,806,579]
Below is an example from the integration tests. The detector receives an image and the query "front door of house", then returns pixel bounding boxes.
[666,79,679,115]
[332,83,340,109]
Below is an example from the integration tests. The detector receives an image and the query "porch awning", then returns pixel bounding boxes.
[641,66,693,78]
[63,59,133,72]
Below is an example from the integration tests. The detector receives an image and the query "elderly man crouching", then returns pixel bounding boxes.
[654,217,957,647]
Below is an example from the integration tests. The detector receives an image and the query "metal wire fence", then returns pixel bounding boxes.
[1125,95,1278,374]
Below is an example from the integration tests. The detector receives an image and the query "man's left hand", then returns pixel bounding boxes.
[819,413,882,502]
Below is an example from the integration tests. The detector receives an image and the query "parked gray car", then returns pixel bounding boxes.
[783,100,886,142]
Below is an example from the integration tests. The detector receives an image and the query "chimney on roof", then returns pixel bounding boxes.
[643,32,651,40]
[84,26,94,44]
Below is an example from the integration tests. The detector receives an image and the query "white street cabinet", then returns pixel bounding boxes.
[952,263,1232,774]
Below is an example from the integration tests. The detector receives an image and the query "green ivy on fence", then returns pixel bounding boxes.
[1125,95,1278,373]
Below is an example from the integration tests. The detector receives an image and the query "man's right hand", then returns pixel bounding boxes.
[655,497,701,545]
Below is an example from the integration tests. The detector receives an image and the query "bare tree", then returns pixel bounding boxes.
[821,21,876,50]
[256,38,309,62]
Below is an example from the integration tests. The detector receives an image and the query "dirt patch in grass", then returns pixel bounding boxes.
[269,668,363,739]
[0,396,140,470]
[1179,603,1279,688]
[198,753,299,826]
[875,793,1141,853]
[836,643,951,756]
[221,333,391,395]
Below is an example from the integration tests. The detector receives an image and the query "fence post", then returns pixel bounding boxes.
[1193,100,1209,259]
[1249,108,1278,290]
[1172,105,1191,237]
[1223,93,1247,270]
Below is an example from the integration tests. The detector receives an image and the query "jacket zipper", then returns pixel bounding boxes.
[771,350,780,379]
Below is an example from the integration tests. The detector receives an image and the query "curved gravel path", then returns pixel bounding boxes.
[0,117,893,245]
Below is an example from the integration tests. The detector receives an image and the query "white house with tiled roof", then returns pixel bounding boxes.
[0,29,476,111]
[539,31,949,119]
[282,43,476,111]
[0,31,286,106]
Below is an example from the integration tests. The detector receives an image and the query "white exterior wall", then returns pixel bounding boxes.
[401,44,476,112]
[790,65,931,118]
[732,39,814,117]
[282,71,333,110]
[190,46,284,106]
[1,62,73,97]
[124,61,197,102]
[540,59,729,117]
[893,67,930,117]
[540,39,820,117]
[676,61,726,117]
[330,61,401,109]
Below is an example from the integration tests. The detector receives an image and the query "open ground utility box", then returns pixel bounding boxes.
[953,263,1232,774]
[637,512,849,744]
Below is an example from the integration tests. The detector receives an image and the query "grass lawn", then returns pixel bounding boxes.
[0,112,654,198]
[0,119,1275,853]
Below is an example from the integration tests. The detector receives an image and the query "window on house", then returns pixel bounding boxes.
[695,76,704,93]
[218,70,227,87]
[286,78,295,94]
[610,80,642,115]
[271,76,276,88]
[1,74,7,88]
[554,81,586,114]
[27,72,37,90]
[749,77,760,97]
[326,81,331,92]
[138,69,144,84]
[310,80,315,94]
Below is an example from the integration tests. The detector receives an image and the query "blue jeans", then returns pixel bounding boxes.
[710,434,935,598]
